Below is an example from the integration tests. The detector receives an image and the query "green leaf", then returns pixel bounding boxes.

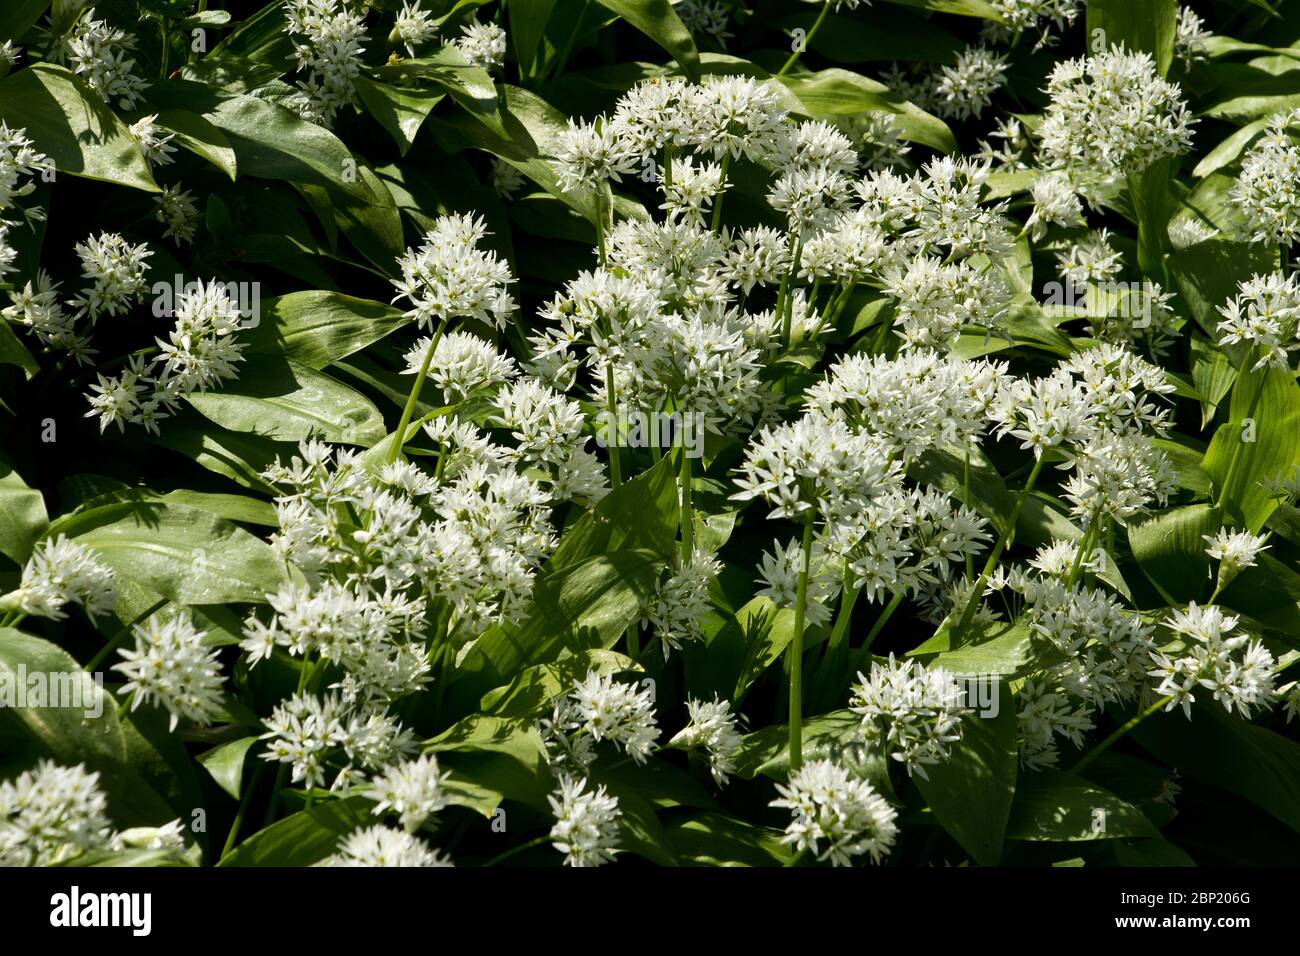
[1168,238,1275,339]
[244,291,409,370]
[1128,502,1220,604]
[1192,116,1271,178]
[0,64,158,192]
[775,8,962,64]
[592,0,700,80]
[154,108,238,181]
[1201,363,1300,531]
[1085,0,1178,76]
[186,357,388,447]
[663,812,795,866]
[1132,698,1300,836]
[731,709,893,795]
[1006,768,1160,841]
[198,736,260,801]
[914,680,1017,866]
[910,445,1014,537]
[355,75,444,155]
[55,501,289,605]
[218,797,372,866]
[780,68,955,153]
[546,454,679,569]
[379,47,506,137]
[146,80,372,200]
[510,0,557,78]
[908,621,1049,679]
[0,320,39,380]
[445,549,667,717]
[0,0,49,43]
[0,455,47,564]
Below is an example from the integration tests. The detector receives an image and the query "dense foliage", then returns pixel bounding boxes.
[1,0,1299,868]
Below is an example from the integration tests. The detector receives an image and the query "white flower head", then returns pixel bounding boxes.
[770,759,898,866]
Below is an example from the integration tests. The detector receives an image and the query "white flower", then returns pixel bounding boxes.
[770,760,898,866]
[0,123,49,215]
[325,825,452,866]
[1025,172,1083,241]
[1215,271,1300,369]
[548,775,621,867]
[1037,46,1194,199]
[392,213,515,330]
[670,696,744,785]
[552,116,639,194]
[642,548,722,658]
[850,655,968,778]
[725,225,792,295]
[0,761,115,866]
[1232,111,1300,247]
[756,535,842,629]
[129,115,177,168]
[659,156,726,227]
[691,74,788,161]
[154,184,199,245]
[1204,527,1269,586]
[402,330,517,402]
[10,534,115,620]
[1150,603,1278,719]
[771,120,858,177]
[369,754,450,832]
[63,7,148,110]
[392,1,436,56]
[69,232,152,322]
[1056,229,1123,285]
[932,45,1008,120]
[455,19,507,73]
[555,670,660,764]
[1174,6,1211,67]
[284,0,367,127]
[113,612,225,731]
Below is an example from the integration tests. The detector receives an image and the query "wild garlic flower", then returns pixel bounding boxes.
[8,534,115,620]
[1231,111,1300,247]
[978,115,1032,169]
[1174,6,1212,67]
[670,696,744,786]
[641,548,722,658]
[611,77,700,156]
[1058,343,1176,436]
[932,45,1008,121]
[284,0,367,127]
[659,156,726,226]
[392,1,436,56]
[128,115,176,168]
[1151,603,1277,719]
[548,775,621,867]
[1056,229,1123,285]
[725,225,792,296]
[675,0,733,48]
[402,330,517,402]
[855,112,912,170]
[982,0,1080,50]
[69,232,152,322]
[113,612,225,731]
[1038,46,1194,199]
[325,825,452,866]
[691,75,788,162]
[1025,172,1084,242]
[455,19,507,73]
[771,120,859,178]
[552,116,639,195]
[0,761,115,866]
[490,157,525,199]
[1057,429,1176,525]
[0,40,19,73]
[850,655,968,779]
[881,256,1012,350]
[1203,528,1269,589]
[368,754,450,832]
[733,415,902,525]
[261,692,417,790]
[551,670,660,764]
[992,369,1096,457]
[606,217,729,307]
[392,213,515,330]
[1016,675,1094,770]
[63,7,148,109]
[756,535,843,629]
[154,184,199,245]
[1215,271,1300,369]
[768,166,853,239]
[0,123,48,216]
[771,759,899,866]
[2,272,84,355]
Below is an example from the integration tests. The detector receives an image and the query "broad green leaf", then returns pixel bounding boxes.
[55,501,289,605]
[1201,363,1300,531]
[879,0,1002,17]
[148,415,291,494]
[1192,116,1271,178]
[355,75,444,155]
[154,108,238,180]
[663,812,795,866]
[146,80,373,200]
[592,0,700,80]
[910,445,1014,537]
[0,64,158,192]
[1006,769,1160,841]
[244,291,409,369]
[1168,238,1274,339]
[218,797,372,866]
[780,68,955,153]
[0,0,49,43]
[1189,334,1237,429]
[730,709,894,795]
[510,0,557,78]
[426,714,553,814]
[1128,502,1220,604]
[378,47,506,137]
[0,455,47,564]
[1132,698,1300,835]
[914,680,1017,866]
[186,357,388,447]
[445,549,667,717]
[478,649,637,718]
[1086,0,1178,76]
[198,736,260,801]
[908,621,1049,679]
[546,454,679,569]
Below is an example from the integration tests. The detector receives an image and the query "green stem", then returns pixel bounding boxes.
[777,0,831,77]
[1215,353,1266,511]
[855,592,903,671]
[957,454,1046,632]
[1071,695,1171,774]
[85,598,168,672]
[596,186,608,265]
[788,510,816,773]
[219,760,267,862]
[387,317,448,465]
[483,834,551,867]
[662,144,674,190]
[679,446,694,560]
[710,152,731,233]
[604,362,622,488]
